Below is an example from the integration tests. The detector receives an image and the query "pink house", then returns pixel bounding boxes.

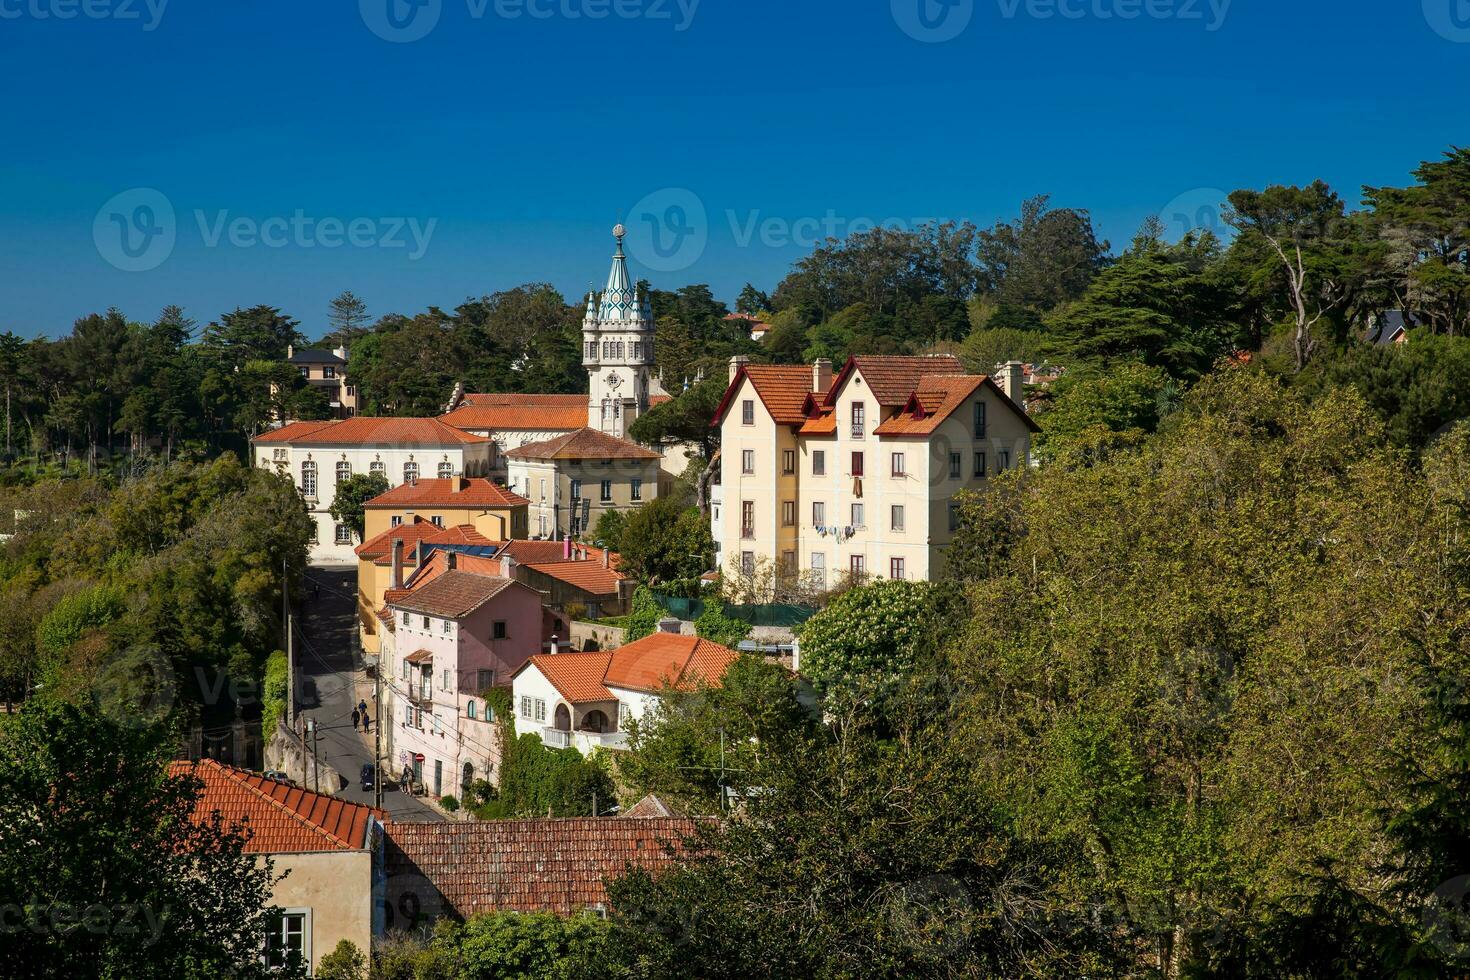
[387,560,544,800]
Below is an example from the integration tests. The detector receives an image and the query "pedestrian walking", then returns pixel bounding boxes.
[358,699,368,716]
[351,708,360,731]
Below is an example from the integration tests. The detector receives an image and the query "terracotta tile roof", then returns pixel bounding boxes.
[827,355,964,407]
[357,517,472,561]
[505,427,659,461]
[370,525,499,566]
[604,633,741,695]
[171,759,378,854]
[524,651,616,702]
[714,364,821,426]
[515,633,741,704]
[798,405,837,436]
[251,420,338,444]
[393,571,515,618]
[522,560,626,597]
[623,794,681,818]
[648,394,672,407]
[405,649,435,665]
[499,540,579,565]
[365,478,528,510]
[442,396,589,432]
[875,374,1041,435]
[253,416,489,447]
[383,818,705,917]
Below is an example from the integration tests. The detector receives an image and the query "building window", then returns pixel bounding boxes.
[851,403,865,439]
[741,450,755,475]
[600,480,613,502]
[493,621,507,640]
[890,453,905,478]
[571,480,582,500]
[781,550,797,577]
[467,701,477,720]
[948,502,959,531]
[891,505,904,531]
[782,450,795,474]
[300,462,318,500]
[851,503,865,527]
[850,555,866,577]
[272,448,288,462]
[403,462,419,483]
[534,699,547,723]
[949,453,961,479]
[741,501,755,539]
[570,516,583,536]
[974,452,987,477]
[812,501,826,526]
[782,500,796,526]
[974,401,987,439]
[308,522,319,543]
[999,450,1011,471]
[442,619,452,635]
[538,479,546,501]
[813,450,826,476]
[265,911,309,971]
[851,452,864,477]
[335,524,352,545]
[477,669,494,691]
[890,557,906,580]
[521,696,532,718]
[401,611,410,627]
[438,462,454,479]
[741,551,755,577]
[631,479,642,501]
[370,460,386,476]
[742,400,755,425]
[422,616,430,629]
[335,461,351,485]
[442,669,451,691]
[430,516,444,528]
[323,366,337,379]
[298,366,309,378]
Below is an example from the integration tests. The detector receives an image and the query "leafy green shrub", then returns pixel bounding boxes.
[694,598,751,649]
[439,795,460,812]
[261,650,288,731]
[316,939,366,980]
[623,586,663,642]
[35,584,123,660]
[496,733,614,818]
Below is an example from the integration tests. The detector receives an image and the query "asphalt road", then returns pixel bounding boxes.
[297,566,442,822]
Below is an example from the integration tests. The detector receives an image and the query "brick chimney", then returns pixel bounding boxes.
[813,358,833,394]
[729,355,750,383]
[391,539,404,590]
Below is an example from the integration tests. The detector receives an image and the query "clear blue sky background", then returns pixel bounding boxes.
[0,0,1465,338]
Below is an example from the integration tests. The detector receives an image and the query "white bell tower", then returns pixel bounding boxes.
[583,225,654,437]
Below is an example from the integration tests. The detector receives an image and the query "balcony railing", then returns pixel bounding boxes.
[541,728,571,749]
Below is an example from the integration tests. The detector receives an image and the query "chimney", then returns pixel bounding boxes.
[602,547,610,569]
[446,551,457,572]
[333,346,348,361]
[416,540,426,569]
[287,344,294,360]
[658,617,682,635]
[563,536,573,561]
[1001,361,1027,411]
[499,554,516,578]
[812,358,833,394]
[391,539,404,590]
[548,634,560,655]
[728,355,750,383]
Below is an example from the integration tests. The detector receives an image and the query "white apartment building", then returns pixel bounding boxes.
[252,417,494,562]
[712,355,1038,590]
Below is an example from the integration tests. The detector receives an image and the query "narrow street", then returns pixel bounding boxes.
[297,566,442,822]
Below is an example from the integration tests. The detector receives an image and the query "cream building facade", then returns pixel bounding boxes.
[713,355,1037,590]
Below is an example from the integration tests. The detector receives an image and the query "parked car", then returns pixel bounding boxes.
[263,770,294,786]
[360,764,376,793]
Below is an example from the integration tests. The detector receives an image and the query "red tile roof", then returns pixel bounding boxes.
[516,633,742,704]
[442,395,589,433]
[500,540,582,565]
[505,428,659,461]
[171,759,378,853]
[253,417,489,447]
[384,818,705,917]
[365,478,528,510]
[357,518,497,561]
[875,374,1041,435]
[251,420,338,444]
[827,355,964,407]
[648,394,672,408]
[393,570,515,618]
[714,364,822,426]
[522,560,626,597]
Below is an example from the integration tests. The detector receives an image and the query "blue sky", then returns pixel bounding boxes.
[0,0,1466,338]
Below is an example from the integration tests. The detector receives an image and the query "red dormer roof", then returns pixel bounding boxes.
[713,364,826,427]
[824,355,965,408]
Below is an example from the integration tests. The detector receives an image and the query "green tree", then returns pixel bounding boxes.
[316,939,366,980]
[1033,361,1175,465]
[328,473,390,542]
[325,291,371,348]
[615,496,714,588]
[590,509,627,552]
[975,194,1109,313]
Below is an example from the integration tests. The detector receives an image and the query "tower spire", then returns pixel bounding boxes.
[598,224,637,322]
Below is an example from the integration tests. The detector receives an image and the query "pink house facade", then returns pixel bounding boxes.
[384,564,544,799]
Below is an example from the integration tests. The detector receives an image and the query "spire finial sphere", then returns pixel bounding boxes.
[613,223,626,241]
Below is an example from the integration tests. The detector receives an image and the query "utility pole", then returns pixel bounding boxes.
[374,666,383,810]
[283,558,295,728]
[307,718,320,794]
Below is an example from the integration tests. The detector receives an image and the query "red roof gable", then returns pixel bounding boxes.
[171,759,378,853]
[713,364,826,427]
[825,355,964,407]
[505,427,659,461]
[365,477,528,510]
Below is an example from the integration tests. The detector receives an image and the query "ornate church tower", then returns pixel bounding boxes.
[583,225,654,437]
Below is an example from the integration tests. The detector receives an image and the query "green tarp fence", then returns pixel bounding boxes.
[652,594,815,628]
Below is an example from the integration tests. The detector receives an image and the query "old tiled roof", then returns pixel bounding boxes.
[404,649,434,665]
[365,478,528,510]
[442,395,589,432]
[500,540,582,564]
[251,420,338,444]
[524,651,616,702]
[648,394,672,408]
[171,759,378,853]
[623,793,681,818]
[253,417,489,447]
[714,364,822,426]
[359,517,458,561]
[876,374,1041,435]
[393,571,515,618]
[516,633,741,704]
[384,818,704,917]
[505,427,659,461]
[370,525,499,565]
[826,355,964,407]
[522,560,625,597]
[798,405,836,436]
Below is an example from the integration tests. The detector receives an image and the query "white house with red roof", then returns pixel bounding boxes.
[510,626,742,756]
[252,417,495,562]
